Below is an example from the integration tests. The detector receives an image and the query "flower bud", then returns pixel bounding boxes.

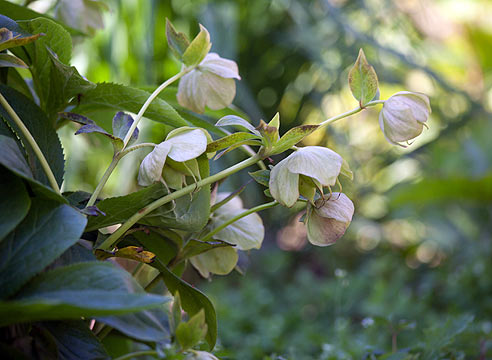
[305,193,354,246]
[177,53,241,113]
[269,146,343,207]
[379,91,431,147]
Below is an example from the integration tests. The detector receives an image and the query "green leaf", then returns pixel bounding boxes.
[0,262,168,326]
[0,198,87,299]
[340,158,353,181]
[0,53,28,68]
[153,259,217,349]
[0,84,65,188]
[166,19,190,61]
[176,309,208,350]
[0,169,31,241]
[249,169,270,187]
[41,320,110,360]
[171,291,182,332]
[182,24,211,67]
[206,132,260,153]
[45,49,96,118]
[97,307,170,343]
[0,136,66,204]
[348,49,379,106]
[270,124,319,155]
[73,82,188,129]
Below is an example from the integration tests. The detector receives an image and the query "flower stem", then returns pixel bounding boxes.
[122,70,189,148]
[0,92,61,194]
[87,69,188,207]
[318,99,385,128]
[200,200,278,242]
[97,154,263,251]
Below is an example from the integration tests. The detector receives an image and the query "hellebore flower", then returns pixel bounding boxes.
[138,128,208,186]
[305,192,354,246]
[379,91,431,147]
[269,146,343,207]
[177,53,241,113]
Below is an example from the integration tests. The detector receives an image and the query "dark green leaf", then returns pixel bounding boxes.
[178,239,234,261]
[270,124,319,155]
[0,262,168,326]
[0,198,87,299]
[0,169,31,241]
[151,260,217,350]
[348,49,379,106]
[133,230,178,266]
[0,84,65,188]
[0,15,44,52]
[97,307,170,343]
[42,320,110,360]
[73,82,188,129]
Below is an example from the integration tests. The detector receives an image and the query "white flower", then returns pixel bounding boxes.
[305,193,354,246]
[177,53,241,113]
[379,91,431,147]
[269,146,343,207]
[138,128,208,186]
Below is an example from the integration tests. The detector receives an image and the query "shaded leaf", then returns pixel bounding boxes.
[249,169,270,187]
[112,111,138,143]
[206,132,259,153]
[0,198,87,299]
[182,24,211,67]
[190,246,238,278]
[348,48,378,106]
[176,309,207,350]
[95,246,156,264]
[73,82,188,129]
[271,124,319,155]
[0,168,31,242]
[0,262,168,326]
[0,53,28,68]
[166,18,190,61]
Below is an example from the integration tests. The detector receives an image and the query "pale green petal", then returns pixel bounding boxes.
[199,53,241,79]
[315,192,354,223]
[166,129,208,162]
[189,247,238,278]
[212,209,264,250]
[306,205,349,246]
[201,72,236,110]
[287,146,342,187]
[137,142,172,186]
[269,157,299,207]
[214,192,244,213]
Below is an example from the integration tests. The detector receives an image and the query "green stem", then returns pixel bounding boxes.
[122,70,189,148]
[119,142,156,157]
[87,70,188,207]
[0,92,61,194]
[113,350,159,360]
[201,200,278,242]
[318,99,385,128]
[98,154,263,251]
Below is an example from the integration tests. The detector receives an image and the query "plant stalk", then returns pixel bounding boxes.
[97,154,263,251]
[0,92,61,194]
[318,99,385,128]
[113,350,159,360]
[201,200,278,242]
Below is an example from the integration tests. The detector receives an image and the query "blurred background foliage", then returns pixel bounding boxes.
[13,0,492,358]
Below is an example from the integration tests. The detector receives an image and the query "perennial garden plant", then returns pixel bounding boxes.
[0,3,431,359]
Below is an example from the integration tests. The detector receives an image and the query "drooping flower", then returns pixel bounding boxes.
[177,53,241,113]
[269,146,343,207]
[305,192,354,246]
[138,128,208,186]
[379,91,431,147]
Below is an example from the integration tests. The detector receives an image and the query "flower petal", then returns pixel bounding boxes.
[306,209,348,246]
[138,142,172,186]
[315,192,354,223]
[212,209,264,250]
[166,129,208,162]
[200,53,241,79]
[201,72,236,110]
[269,157,300,207]
[287,146,342,186]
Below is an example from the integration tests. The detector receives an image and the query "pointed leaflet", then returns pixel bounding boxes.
[271,124,319,155]
[0,262,168,326]
[0,199,87,299]
[176,309,208,350]
[0,15,44,52]
[166,19,190,61]
[206,132,260,153]
[0,53,28,68]
[182,24,211,67]
[348,49,378,106]
[215,115,260,136]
